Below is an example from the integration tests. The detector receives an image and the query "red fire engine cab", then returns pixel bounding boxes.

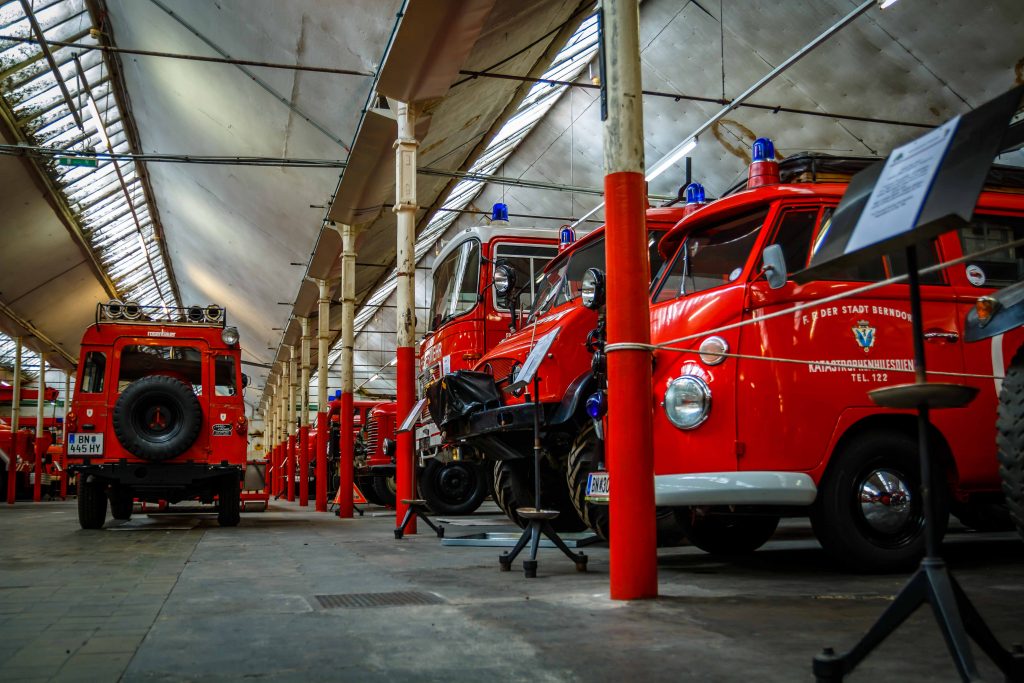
[67,302,249,529]
[416,204,559,514]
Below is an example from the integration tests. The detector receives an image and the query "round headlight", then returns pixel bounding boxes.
[508,361,524,396]
[187,305,205,323]
[221,326,240,346]
[698,336,728,365]
[494,265,515,296]
[121,301,142,320]
[581,268,605,309]
[105,299,124,319]
[664,376,711,430]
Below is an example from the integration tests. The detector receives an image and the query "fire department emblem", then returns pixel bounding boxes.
[86,408,93,417]
[853,320,876,353]
[220,413,227,421]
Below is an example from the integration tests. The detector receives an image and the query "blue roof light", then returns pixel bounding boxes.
[560,225,576,246]
[684,182,706,205]
[491,203,509,222]
[751,137,775,162]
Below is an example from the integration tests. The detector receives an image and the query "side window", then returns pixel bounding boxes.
[885,239,944,285]
[958,215,1024,287]
[79,351,106,394]
[215,356,238,396]
[492,243,558,312]
[813,209,887,282]
[768,209,819,272]
[117,345,203,394]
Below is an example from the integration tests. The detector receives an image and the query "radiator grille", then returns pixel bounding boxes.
[364,413,379,455]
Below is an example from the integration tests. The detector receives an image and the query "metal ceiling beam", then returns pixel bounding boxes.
[0,298,77,368]
[16,0,84,131]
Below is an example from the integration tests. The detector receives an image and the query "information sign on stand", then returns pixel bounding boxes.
[505,327,560,394]
[397,397,427,434]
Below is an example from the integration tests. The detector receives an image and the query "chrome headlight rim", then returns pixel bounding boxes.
[664,375,711,430]
[221,326,240,346]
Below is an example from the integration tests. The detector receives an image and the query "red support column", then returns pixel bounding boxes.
[298,425,309,506]
[286,435,295,502]
[395,346,416,533]
[273,444,282,497]
[338,393,355,518]
[315,412,327,512]
[603,0,658,600]
[32,435,43,502]
[5,437,16,505]
[59,438,67,499]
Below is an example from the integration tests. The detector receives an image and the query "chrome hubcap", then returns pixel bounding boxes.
[859,469,912,534]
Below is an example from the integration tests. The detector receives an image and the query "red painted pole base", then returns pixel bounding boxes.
[298,425,309,506]
[286,435,296,502]
[33,436,44,502]
[395,345,416,534]
[315,412,327,512]
[338,392,355,519]
[605,170,658,600]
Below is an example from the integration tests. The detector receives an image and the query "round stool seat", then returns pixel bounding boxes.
[401,499,428,506]
[516,507,560,520]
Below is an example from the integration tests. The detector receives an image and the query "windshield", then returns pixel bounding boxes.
[527,230,667,323]
[429,239,481,331]
[653,211,767,303]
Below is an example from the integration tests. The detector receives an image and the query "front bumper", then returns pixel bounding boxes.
[443,401,556,441]
[654,471,817,507]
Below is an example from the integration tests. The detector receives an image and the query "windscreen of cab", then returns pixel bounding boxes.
[528,230,667,323]
[429,239,481,331]
[117,344,204,394]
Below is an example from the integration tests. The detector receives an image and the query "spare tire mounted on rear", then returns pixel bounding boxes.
[113,375,202,461]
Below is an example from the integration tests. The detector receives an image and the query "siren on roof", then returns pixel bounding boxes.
[681,182,707,217]
[559,225,576,252]
[491,202,509,225]
[747,137,780,189]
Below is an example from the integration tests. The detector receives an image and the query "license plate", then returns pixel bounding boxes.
[585,471,609,504]
[68,433,104,456]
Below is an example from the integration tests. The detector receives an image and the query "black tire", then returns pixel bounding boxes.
[109,486,133,520]
[357,475,384,505]
[566,422,687,545]
[419,460,488,516]
[218,477,241,527]
[371,473,397,507]
[675,509,779,555]
[997,345,1024,542]
[78,477,107,529]
[113,375,202,462]
[493,458,586,532]
[811,430,946,572]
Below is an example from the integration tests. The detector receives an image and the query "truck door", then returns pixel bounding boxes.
[740,206,964,474]
[68,349,109,458]
[946,212,1024,488]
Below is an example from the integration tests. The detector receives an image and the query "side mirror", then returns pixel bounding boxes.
[762,244,788,290]
[581,268,605,309]
[241,373,250,388]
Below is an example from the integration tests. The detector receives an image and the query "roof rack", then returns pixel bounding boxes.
[95,302,228,327]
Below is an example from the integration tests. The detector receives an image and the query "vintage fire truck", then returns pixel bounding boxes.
[323,395,383,501]
[428,205,688,531]
[0,382,64,500]
[415,204,560,514]
[352,401,399,506]
[67,302,249,529]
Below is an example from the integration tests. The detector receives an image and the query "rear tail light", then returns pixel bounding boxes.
[236,416,248,435]
[65,411,77,431]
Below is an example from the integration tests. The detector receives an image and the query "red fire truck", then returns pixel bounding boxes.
[428,206,688,531]
[67,302,249,529]
[416,204,560,514]
[323,395,382,500]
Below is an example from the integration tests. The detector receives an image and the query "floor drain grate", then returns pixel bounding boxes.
[314,591,445,609]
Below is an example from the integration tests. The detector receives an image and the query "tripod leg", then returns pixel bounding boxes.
[814,569,928,681]
[949,574,1024,679]
[542,522,588,571]
[923,562,980,681]
[523,523,541,578]
[416,508,444,538]
[395,506,414,539]
[500,526,533,570]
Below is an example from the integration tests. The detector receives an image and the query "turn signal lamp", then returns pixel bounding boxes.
[975,296,999,327]
[747,137,780,189]
[491,202,509,223]
[559,225,576,252]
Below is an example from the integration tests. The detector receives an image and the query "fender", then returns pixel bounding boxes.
[549,371,596,426]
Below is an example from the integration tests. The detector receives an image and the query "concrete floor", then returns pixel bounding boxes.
[1,499,1022,682]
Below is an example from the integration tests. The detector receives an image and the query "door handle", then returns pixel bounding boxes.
[924,330,959,342]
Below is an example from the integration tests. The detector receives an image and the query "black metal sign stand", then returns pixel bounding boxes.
[812,246,1024,682]
[498,375,588,578]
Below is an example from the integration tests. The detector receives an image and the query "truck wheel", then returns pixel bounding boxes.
[78,477,107,529]
[109,486,133,521]
[357,475,383,505]
[113,375,202,462]
[675,509,778,554]
[218,477,241,527]
[997,345,1024,542]
[419,460,488,516]
[810,431,945,572]
[493,458,586,532]
[372,474,397,507]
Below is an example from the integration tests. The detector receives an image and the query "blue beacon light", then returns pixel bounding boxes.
[491,203,509,222]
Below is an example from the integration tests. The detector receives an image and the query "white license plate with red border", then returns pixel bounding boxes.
[68,433,104,456]
[585,471,609,504]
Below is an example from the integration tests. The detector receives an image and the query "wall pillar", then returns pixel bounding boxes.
[299,318,311,507]
[315,279,330,512]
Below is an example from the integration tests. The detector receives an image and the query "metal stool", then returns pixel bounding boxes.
[394,499,444,539]
[499,507,588,578]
